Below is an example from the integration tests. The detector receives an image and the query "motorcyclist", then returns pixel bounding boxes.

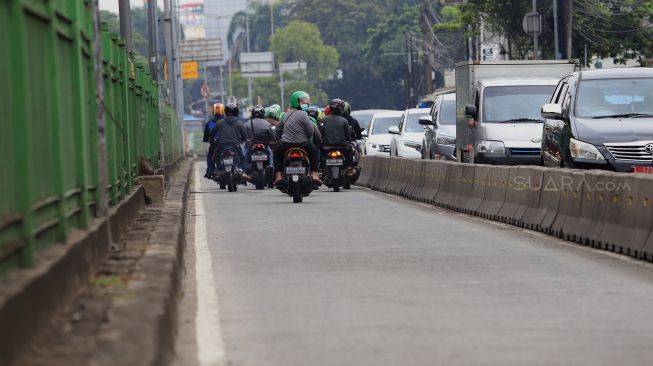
[244,106,275,166]
[343,101,363,140]
[321,99,353,170]
[203,103,224,179]
[209,103,248,176]
[264,104,282,126]
[273,91,322,184]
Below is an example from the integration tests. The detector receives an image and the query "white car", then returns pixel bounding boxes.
[389,108,430,158]
[362,111,403,156]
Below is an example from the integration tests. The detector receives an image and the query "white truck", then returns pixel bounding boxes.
[455,60,579,165]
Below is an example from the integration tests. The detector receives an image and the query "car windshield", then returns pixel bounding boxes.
[371,117,400,135]
[483,85,555,123]
[405,112,429,132]
[575,78,653,118]
[351,112,376,131]
[440,100,456,125]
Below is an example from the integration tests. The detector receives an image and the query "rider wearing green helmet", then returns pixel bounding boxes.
[273,91,323,184]
[264,104,282,126]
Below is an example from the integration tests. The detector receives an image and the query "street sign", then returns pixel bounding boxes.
[181,61,199,80]
[241,52,275,78]
[280,61,307,73]
[200,84,210,98]
[180,38,223,62]
[522,11,542,34]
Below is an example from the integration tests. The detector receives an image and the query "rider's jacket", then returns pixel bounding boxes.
[210,116,247,146]
[244,118,274,143]
[322,115,351,146]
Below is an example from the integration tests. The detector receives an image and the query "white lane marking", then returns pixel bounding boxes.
[194,166,226,366]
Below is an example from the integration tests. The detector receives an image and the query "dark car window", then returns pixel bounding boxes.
[351,112,376,131]
[405,112,429,132]
[483,85,556,123]
[371,117,401,135]
[575,78,653,118]
[439,100,456,125]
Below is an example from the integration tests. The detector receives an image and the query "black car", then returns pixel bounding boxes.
[541,68,653,172]
[420,93,457,161]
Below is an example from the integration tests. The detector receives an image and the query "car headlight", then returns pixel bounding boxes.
[403,141,422,151]
[436,135,456,145]
[570,138,605,160]
[477,140,505,154]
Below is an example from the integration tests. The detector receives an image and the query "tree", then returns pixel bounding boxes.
[457,0,653,64]
[269,21,339,83]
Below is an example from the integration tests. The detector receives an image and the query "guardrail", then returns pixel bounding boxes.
[358,156,653,261]
[0,1,183,275]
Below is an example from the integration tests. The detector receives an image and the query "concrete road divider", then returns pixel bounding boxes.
[518,166,547,230]
[550,171,585,240]
[453,164,477,214]
[463,165,490,216]
[355,156,653,263]
[596,173,653,257]
[496,167,523,224]
[477,166,510,220]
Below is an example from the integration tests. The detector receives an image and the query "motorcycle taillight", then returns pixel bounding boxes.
[288,152,304,159]
[254,143,265,150]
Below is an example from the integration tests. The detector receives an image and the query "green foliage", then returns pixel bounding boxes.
[269,20,340,83]
[458,0,653,63]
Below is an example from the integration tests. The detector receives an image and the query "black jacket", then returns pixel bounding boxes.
[210,116,247,145]
[346,116,363,140]
[244,118,274,143]
[322,115,351,146]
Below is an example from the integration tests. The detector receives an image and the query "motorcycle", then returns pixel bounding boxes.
[321,147,349,192]
[278,148,315,203]
[348,142,362,185]
[213,147,242,192]
[248,143,274,190]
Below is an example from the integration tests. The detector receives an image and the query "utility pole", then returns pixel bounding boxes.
[147,0,159,80]
[564,0,573,59]
[553,0,560,59]
[118,0,132,51]
[246,0,253,108]
[532,0,539,60]
[420,0,434,95]
[163,0,176,113]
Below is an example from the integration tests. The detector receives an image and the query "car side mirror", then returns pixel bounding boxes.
[361,130,368,138]
[465,105,478,118]
[388,126,400,135]
[418,115,434,126]
[541,103,563,120]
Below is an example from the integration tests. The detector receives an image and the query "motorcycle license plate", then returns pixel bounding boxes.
[326,159,344,166]
[222,158,234,166]
[285,166,305,175]
[251,154,267,162]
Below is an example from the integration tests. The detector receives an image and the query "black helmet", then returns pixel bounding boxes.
[225,103,239,117]
[251,105,265,119]
[329,98,345,116]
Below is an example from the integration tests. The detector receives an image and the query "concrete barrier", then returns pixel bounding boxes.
[477,166,510,220]
[462,165,490,216]
[496,167,523,224]
[595,174,653,257]
[550,171,585,240]
[452,164,476,214]
[357,156,653,263]
[434,162,462,210]
[518,166,547,230]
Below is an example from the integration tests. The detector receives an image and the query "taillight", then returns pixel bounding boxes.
[223,151,233,157]
[288,152,304,159]
[254,143,265,149]
[329,151,342,158]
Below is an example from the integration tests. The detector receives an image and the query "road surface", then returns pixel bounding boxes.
[175,162,653,366]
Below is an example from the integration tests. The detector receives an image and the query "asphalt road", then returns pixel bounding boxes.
[180,162,653,366]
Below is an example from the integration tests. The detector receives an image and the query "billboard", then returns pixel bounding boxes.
[180,1,205,39]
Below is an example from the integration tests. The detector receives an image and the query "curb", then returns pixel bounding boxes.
[0,187,145,366]
[93,159,192,366]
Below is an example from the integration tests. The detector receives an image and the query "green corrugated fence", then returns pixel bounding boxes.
[0,0,184,276]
